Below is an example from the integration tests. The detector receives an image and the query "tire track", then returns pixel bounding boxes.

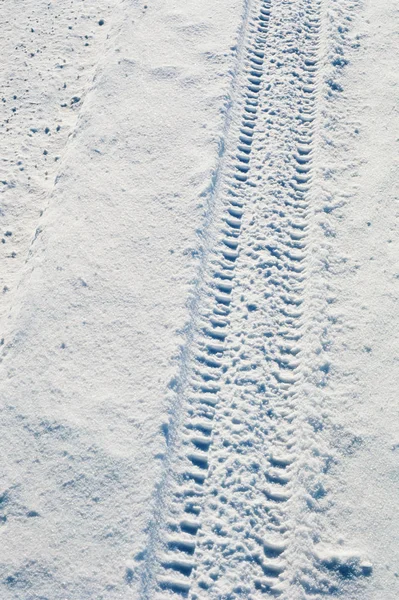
[140,0,323,598]
[188,1,322,597]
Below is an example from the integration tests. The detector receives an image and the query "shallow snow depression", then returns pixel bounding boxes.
[1,0,399,599]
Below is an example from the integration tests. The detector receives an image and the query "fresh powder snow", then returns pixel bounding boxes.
[0,0,398,599]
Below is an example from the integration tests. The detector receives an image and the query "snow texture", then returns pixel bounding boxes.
[0,0,399,599]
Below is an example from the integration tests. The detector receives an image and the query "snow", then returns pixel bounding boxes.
[0,0,244,597]
[1,0,399,598]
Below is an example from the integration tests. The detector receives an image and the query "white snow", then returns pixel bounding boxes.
[1,0,399,598]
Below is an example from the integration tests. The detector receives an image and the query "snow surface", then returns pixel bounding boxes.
[1,0,399,598]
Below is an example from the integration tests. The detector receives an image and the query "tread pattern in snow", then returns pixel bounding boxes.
[187,2,322,597]
[141,0,323,597]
